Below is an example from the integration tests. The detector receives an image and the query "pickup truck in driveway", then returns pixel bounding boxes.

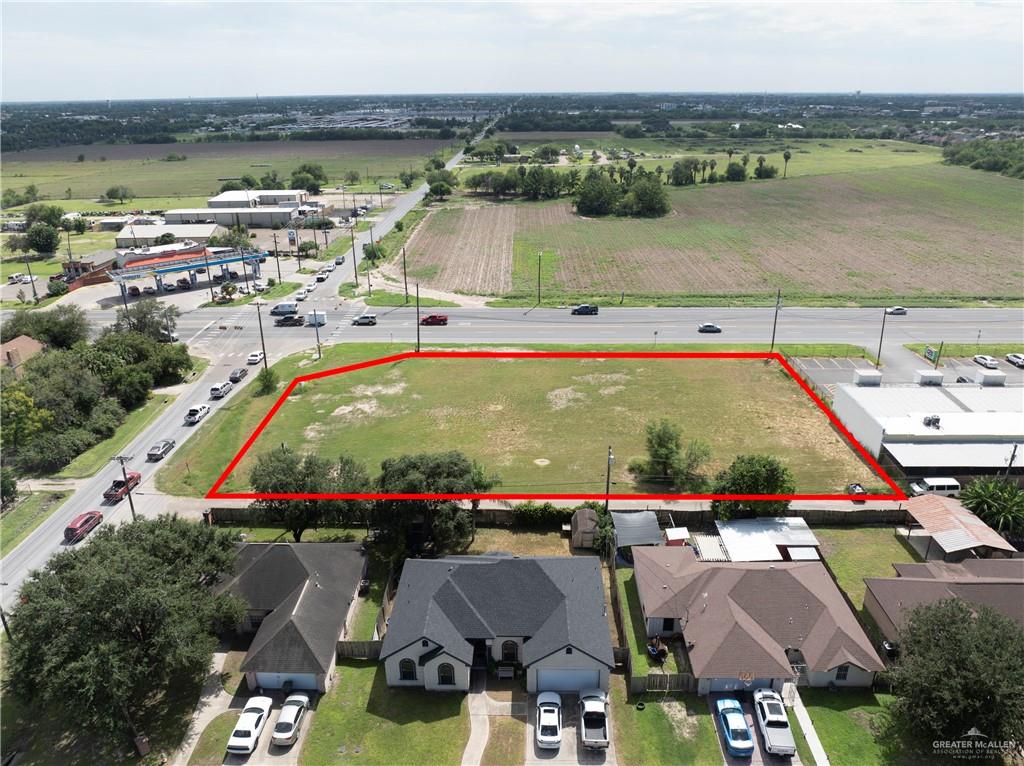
[104,471,141,503]
[752,689,797,756]
[578,690,609,749]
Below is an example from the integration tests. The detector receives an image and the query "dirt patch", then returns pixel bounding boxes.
[600,385,625,396]
[533,458,551,466]
[331,399,382,419]
[662,697,700,740]
[350,382,406,397]
[304,423,325,440]
[574,372,631,385]
[547,386,586,410]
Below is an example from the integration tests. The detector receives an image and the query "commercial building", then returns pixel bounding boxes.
[114,223,226,248]
[206,189,309,208]
[832,384,1024,480]
[164,207,295,228]
[62,249,119,281]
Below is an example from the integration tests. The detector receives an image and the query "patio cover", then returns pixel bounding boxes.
[611,511,664,547]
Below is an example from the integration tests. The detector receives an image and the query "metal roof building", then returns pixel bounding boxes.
[164,207,295,228]
[115,223,225,248]
[902,494,1017,561]
[207,189,309,208]
[715,517,821,562]
[611,511,663,548]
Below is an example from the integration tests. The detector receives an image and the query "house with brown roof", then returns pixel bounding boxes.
[0,335,44,377]
[633,546,884,695]
[864,558,1024,643]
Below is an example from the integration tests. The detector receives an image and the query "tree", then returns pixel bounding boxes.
[113,298,180,342]
[398,169,421,189]
[47,279,69,298]
[753,156,779,179]
[710,454,794,519]
[254,366,278,395]
[153,232,176,246]
[627,419,710,491]
[294,163,328,185]
[669,158,699,186]
[573,169,621,215]
[887,599,1024,751]
[5,516,245,742]
[0,304,90,348]
[259,169,282,188]
[741,153,750,169]
[3,234,28,253]
[428,181,452,200]
[219,180,244,193]
[107,366,154,409]
[26,222,61,254]
[0,387,51,451]
[72,216,88,234]
[618,175,670,217]
[727,148,735,162]
[105,185,133,203]
[298,240,319,255]
[23,203,64,228]
[290,172,320,195]
[700,159,708,182]
[76,153,85,162]
[0,467,17,506]
[725,162,747,182]
[961,477,1024,538]
[343,170,361,184]
[782,150,792,178]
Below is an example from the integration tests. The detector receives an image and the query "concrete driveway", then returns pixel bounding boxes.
[708,693,801,766]
[524,694,617,766]
[221,695,315,766]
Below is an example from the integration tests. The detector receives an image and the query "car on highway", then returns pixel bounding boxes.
[885,306,908,315]
[752,689,797,757]
[325,262,336,272]
[64,511,103,544]
[1006,353,1024,368]
[147,439,176,461]
[315,272,329,282]
[271,693,310,748]
[229,367,249,383]
[698,322,722,333]
[184,404,211,425]
[571,304,599,315]
[295,289,308,301]
[535,692,562,750]
[715,698,754,758]
[305,281,318,292]
[352,314,377,326]
[210,381,234,399]
[103,471,141,503]
[420,314,448,326]
[158,329,178,343]
[270,302,298,316]
[973,354,999,369]
[334,255,346,265]
[275,315,305,327]
[247,351,265,365]
[226,696,274,756]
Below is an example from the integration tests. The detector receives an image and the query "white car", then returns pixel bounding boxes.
[352,314,377,326]
[535,692,562,750]
[1006,353,1024,368]
[295,289,308,301]
[973,354,999,369]
[226,695,273,755]
[752,689,797,756]
[20,274,37,284]
[271,693,310,747]
[247,351,265,365]
[325,263,336,272]
[7,272,23,284]
[184,404,211,425]
[315,272,329,282]
[253,281,266,292]
[885,306,908,315]
[306,281,318,292]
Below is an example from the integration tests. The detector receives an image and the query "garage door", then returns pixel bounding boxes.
[536,669,600,692]
[708,677,775,693]
[255,672,318,690]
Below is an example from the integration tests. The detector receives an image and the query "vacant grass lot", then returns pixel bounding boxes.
[164,347,881,497]
[299,659,468,766]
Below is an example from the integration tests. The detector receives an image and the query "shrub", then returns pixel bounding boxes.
[510,501,573,529]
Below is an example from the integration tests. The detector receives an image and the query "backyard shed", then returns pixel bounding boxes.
[571,507,599,549]
[611,511,663,549]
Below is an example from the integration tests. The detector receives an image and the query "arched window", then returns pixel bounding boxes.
[399,658,416,681]
[437,662,455,686]
[502,640,518,663]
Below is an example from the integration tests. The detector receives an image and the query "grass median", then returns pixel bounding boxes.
[0,491,71,558]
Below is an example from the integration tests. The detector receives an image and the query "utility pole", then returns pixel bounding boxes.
[112,455,137,522]
[295,230,303,271]
[769,289,781,353]
[875,307,888,370]
[402,246,409,302]
[0,608,11,642]
[604,446,614,515]
[240,253,251,294]
[1005,443,1019,478]
[313,315,322,360]
[536,253,542,305]
[66,229,73,260]
[933,341,944,370]
[416,283,421,353]
[272,232,282,282]
[254,300,268,370]
[21,252,39,303]
[378,184,384,207]
[203,251,215,302]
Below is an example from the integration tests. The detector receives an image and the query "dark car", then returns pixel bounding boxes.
[229,367,249,383]
[64,511,103,544]
[147,439,176,461]
[127,285,141,296]
[228,270,240,279]
[697,323,722,333]
[420,314,449,326]
[571,304,599,315]
[275,315,305,327]
[176,277,191,290]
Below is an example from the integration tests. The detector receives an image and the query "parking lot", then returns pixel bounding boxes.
[524,693,617,766]
[794,354,1024,396]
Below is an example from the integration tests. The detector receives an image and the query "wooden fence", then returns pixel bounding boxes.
[629,672,697,695]
[336,640,382,660]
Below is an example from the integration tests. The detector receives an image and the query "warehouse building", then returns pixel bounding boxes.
[832,384,1024,480]
[114,223,226,248]
[163,207,295,228]
[206,189,309,208]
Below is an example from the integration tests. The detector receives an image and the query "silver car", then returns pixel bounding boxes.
[271,693,310,747]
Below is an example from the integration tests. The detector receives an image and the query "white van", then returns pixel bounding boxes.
[270,302,298,316]
[909,477,961,497]
[307,310,327,327]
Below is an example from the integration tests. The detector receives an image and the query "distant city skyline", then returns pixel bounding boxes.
[2,1,1022,102]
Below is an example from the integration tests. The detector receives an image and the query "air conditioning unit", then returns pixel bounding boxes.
[922,415,941,429]
[915,369,943,386]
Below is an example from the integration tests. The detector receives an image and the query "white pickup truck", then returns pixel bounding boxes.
[578,689,609,749]
[752,689,797,757]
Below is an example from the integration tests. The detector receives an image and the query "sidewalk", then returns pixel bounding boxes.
[169,648,235,766]
[460,670,490,766]
[788,685,830,766]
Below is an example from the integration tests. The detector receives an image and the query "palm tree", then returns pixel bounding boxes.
[709,159,717,176]
[655,165,664,183]
[727,149,734,162]
[700,160,708,182]
[783,150,792,179]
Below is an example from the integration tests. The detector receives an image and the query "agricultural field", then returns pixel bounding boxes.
[401,163,1023,305]
[160,345,885,497]
[2,138,451,200]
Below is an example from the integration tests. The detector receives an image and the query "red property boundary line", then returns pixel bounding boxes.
[207,351,907,502]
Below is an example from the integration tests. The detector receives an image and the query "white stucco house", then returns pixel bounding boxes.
[380,554,614,693]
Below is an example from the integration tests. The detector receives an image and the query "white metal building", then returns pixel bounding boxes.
[164,207,295,228]
[114,223,225,248]
[206,189,309,208]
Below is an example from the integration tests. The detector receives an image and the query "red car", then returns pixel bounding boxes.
[420,314,449,326]
[64,511,103,544]
[103,471,141,503]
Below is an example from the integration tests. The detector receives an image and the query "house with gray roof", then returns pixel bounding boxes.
[219,542,366,693]
[380,554,614,693]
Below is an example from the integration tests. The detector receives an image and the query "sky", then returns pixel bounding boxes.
[2,1,1022,102]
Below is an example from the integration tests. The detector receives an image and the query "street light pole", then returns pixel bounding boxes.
[21,252,39,303]
[313,316,322,360]
[271,232,282,282]
[112,455,137,522]
[536,252,541,305]
[350,226,359,288]
[402,246,409,302]
[416,283,421,353]
[604,446,614,515]
[769,289,781,353]
[875,308,888,370]
[203,251,215,302]
[254,301,268,370]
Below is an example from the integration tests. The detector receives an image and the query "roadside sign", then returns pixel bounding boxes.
[925,346,937,361]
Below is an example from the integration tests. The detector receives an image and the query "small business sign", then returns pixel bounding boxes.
[925,346,937,361]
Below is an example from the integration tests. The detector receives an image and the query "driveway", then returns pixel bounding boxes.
[708,693,801,766]
[221,694,315,766]
[524,693,617,766]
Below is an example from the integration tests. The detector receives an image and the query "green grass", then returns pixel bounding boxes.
[157,343,882,497]
[616,568,678,673]
[57,395,177,478]
[906,343,1023,360]
[481,715,525,766]
[218,648,248,697]
[1,230,118,283]
[0,491,70,558]
[299,659,468,766]
[0,293,64,310]
[801,689,897,766]
[198,280,300,308]
[787,707,817,766]
[610,678,721,766]
[186,710,237,766]
[363,291,459,307]
[2,195,209,215]
[349,556,387,641]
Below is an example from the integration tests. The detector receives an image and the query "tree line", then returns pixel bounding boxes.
[943,138,1024,179]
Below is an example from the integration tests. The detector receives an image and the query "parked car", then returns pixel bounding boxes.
[847,483,867,503]
[578,690,609,749]
[103,471,141,503]
[228,270,240,279]
[184,404,211,425]
[158,329,178,343]
[571,304,599,315]
[973,354,999,369]
[420,314,448,326]
[752,689,797,757]
[212,273,226,283]
[229,367,249,383]
[955,375,971,383]
[19,274,36,284]
[147,439,176,461]
[253,281,266,293]
[275,315,305,327]
[163,283,177,292]
[143,286,157,295]
[271,693,310,748]
[885,306,908,315]
[176,277,191,290]
[715,698,754,758]
[7,273,23,284]
[698,323,722,333]
[909,477,961,497]
[1005,353,1024,368]
[127,285,141,297]
[247,351,265,365]
[226,696,274,756]
[64,511,102,544]
[352,314,377,326]
[210,381,233,399]
[380,182,395,190]
[535,692,562,750]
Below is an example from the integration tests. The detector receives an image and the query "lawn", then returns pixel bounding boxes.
[801,689,897,766]
[348,554,388,641]
[298,659,468,766]
[363,291,460,307]
[481,715,525,766]
[906,343,1024,360]
[186,710,237,766]
[0,491,70,558]
[467,528,571,557]
[57,394,177,478]
[610,677,721,766]
[787,706,817,765]
[615,568,678,674]
[198,280,300,308]
[219,648,248,697]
